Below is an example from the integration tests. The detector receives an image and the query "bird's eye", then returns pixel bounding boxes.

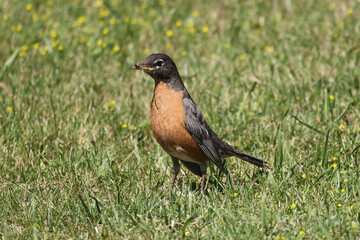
[154,59,164,67]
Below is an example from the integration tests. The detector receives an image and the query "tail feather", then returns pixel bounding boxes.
[231,148,268,168]
[214,135,269,169]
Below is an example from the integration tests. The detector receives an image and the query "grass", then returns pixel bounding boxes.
[0,0,359,238]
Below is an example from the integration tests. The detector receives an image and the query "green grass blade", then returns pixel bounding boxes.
[0,47,21,80]
[182,215,196,238]
[321,130,330,168]
[291,114,325,136]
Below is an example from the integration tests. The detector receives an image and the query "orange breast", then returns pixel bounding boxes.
[150,82,207,164]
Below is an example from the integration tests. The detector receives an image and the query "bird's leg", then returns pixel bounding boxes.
[201,173,206,193]
[171,156,180,188]
[199,162,208,193]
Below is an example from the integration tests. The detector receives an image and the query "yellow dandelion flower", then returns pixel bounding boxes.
[322,235,326,239]
[33,43,39,50]
[51,41,58,48]
[265,46,273,53]
[166,30,173,37]
[201,233,205,237]
[16,24,22,32]
[347,8,353,15]
[50,30,57,38]
[352,222,358,229]
[122,124,127,128]
[102,28,109,35]
[3,14,9,21]
[275,235,280,240]
[109,17,116,25]
[74,16,85,26]
[239,55,245,61]
[333,157,337,161]
[332,163,337,169]
[338,21,344,28]
[107,100,115,107]
[338,124,344,130]
[329,95,334,100]
[175,20,182,27]
[192,11,199,17]
[35,223,39,229]
[19,51,26,57]
[166,42,172,49]
[344,179,348,183]
[330,190,333,193]
[58,45,63,51]
[290,204,296,209]
[234,193,238,197]
[158,0,165,6]
[201,26,209,33]
[185,231,190,237]
[341,189,345,193]
[97,39,103,46]
[96,0,103,7]
[112,45,120,53]
[32,13,39,21]
[26,3,32,11]
[188,27,196,34]
[181,50,187,56]
[98,8,110,18]
[6,106,13,113]
[41,46,48,56]
[349,164,353,168]
[79,36,87,43]
[350,205,354,210]
[302,174,306,179]
[338,203,342,207]
[299,231,305,236]
[254,193,259,198]
[357,127,360,131]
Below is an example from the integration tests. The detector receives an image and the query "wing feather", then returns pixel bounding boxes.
[183,97,226,173]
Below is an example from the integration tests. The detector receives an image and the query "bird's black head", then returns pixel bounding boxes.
[132,53,181,83]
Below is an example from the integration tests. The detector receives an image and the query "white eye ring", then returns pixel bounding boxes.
[154,59,164,68]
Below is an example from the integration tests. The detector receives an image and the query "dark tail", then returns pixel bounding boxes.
[214,134,269,169]
[230,148,268,168]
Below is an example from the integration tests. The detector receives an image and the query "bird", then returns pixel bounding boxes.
[132,53,268,192]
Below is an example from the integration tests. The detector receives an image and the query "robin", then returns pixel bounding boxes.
[132,53,268,192]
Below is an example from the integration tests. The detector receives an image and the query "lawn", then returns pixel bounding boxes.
[0,0,359,239]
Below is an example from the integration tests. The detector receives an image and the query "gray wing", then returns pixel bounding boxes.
[182,96,227,173]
